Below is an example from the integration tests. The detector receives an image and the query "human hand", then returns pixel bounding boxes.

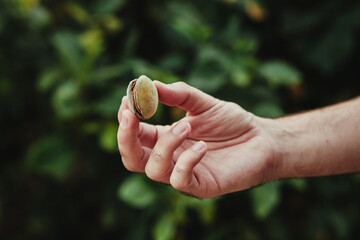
[117,81,280,198]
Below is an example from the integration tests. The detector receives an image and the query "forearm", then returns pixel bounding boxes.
[266,97,360,179]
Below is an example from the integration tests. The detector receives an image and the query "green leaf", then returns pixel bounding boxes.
[28,6,51,30]
[99,123,118,152]
[284,6,360,74]
[93,0,127,15]
[52,31,83,74]
[173,194,216,224]
[158,54,184,71]
[196,46,230,69]
[91,64,130,85]
[52,80,83,119]
[251,182,281,219]
[118,174,156,208]
[128,59,181,84]
[231,68,251,87]
[285,178,307,192]
[64,2,90,25]
[37,68,62,92]
[80,29,104,70]
[93,86,126,116]
[121,29,139,59]
[221,16,241,43]
[232,38,258,53]
[195,199,216,224]
[252,102,283,118]
[167,2,211,43]
[259,61,301,86]
[187,70,226,93]
[25,136,74,182]
[81,121,101,135]
[187,46,229,92]
[153,212,176,240]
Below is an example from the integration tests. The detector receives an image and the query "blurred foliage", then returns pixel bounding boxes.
[0,0,360,239]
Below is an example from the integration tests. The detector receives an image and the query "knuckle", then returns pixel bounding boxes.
[145,151,163,181]
[145,147,174,182]
[145,152,171,182]
[174,166,185,175]
[151,151,163,162]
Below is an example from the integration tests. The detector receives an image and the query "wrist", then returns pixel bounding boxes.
[257,98,360,181]
[257,116,303,181]
[263,114,327,180]
[255,116,289,182]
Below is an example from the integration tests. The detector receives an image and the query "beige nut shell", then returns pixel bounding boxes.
[126,75,158,120]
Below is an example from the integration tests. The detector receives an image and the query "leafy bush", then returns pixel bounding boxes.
[1,0,360,239]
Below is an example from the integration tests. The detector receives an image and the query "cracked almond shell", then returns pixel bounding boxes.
[126,75,158,120]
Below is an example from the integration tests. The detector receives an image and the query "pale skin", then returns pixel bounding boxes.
[117,81,360,199]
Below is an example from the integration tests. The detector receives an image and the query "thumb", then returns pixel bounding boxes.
[154,81,219,115]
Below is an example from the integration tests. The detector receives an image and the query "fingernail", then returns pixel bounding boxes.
[120,115,128,129]
[192,141,206,152]
[172,122,187,136]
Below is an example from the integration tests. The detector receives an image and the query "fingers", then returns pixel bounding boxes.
[118,99,207,194]
[170,141,207,194]
[118,85,210,191]
[154,81,219,115]
[145,121,191,184]
[118,109,150,172]
[138,122,169,148]
[118,96,166,148]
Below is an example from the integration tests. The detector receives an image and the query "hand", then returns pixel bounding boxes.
[117,81,279,198]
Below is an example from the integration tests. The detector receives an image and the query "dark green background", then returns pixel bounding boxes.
[1,0,360,239]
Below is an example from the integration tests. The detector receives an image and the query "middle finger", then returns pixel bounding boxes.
[145,121,191,184]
